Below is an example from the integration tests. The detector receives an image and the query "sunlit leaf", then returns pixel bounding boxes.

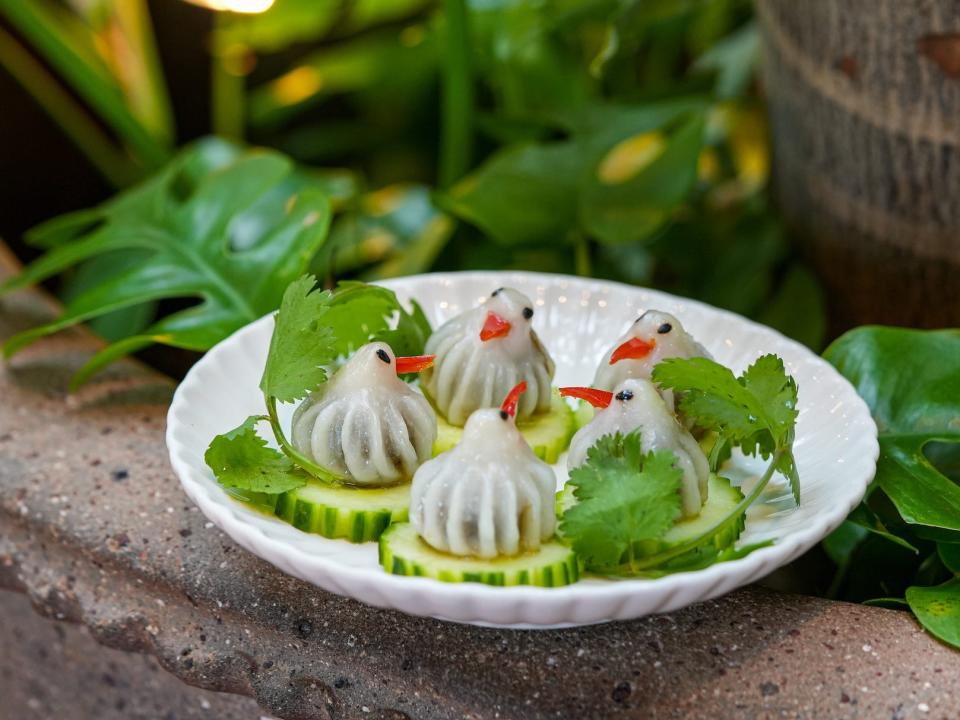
[1,138,333,386]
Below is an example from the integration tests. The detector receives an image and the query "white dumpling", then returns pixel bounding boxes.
[567,379,709,518]
[421,287,555,426]
[291,342,437,487]
[410,402,557,558]
[593,310,710,411]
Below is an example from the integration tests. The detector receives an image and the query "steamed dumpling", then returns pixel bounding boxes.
[410,405,556,558]
[594,310,710,411]
[291,342,437,487]
[421,287,555,426]
[567,379,709,517]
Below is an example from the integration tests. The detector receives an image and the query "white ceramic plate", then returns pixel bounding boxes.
[167,271,878,628]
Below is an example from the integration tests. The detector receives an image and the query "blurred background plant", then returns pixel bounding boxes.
[0,0,825,368]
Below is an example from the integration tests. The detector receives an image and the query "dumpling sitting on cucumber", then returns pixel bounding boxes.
[290,342,437,486]
[380,383,579,587]
[593,310,710,412]
[561,379,709,517]
[422,287,574,463]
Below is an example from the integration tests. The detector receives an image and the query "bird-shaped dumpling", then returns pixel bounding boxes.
[562,379,709,518]
[421,287,555,426]
[291,342,437,487]
[593,310,710,411]
[409,383,557,558]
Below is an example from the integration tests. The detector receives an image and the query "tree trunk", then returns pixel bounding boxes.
[757,0,960,331]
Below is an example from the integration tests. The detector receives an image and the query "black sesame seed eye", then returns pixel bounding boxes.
[376,348,391,364]
[499,410,509,420]
[491,287,504,297]
[657,323,672,334]
[522,307,533,320]
[615,389,634,402]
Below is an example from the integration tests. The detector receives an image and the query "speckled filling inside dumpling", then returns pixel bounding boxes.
[291,343,437,487]
[409,408,557,558]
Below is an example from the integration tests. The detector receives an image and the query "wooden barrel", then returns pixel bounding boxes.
[757,0,960,330]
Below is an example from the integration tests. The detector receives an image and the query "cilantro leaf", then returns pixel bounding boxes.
[653,353,800,504]
[560,432,683,570]
[259,275,336,404]
[322,281,431,359]
[204,416,307,494]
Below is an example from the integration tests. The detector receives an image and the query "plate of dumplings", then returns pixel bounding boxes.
[167,271,878,628]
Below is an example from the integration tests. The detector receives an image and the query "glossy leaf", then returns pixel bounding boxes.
[906,579,960,648]
[1,138,333,386]
[579,110,706,244]
[825,328,960,532]
[444,142,581,246]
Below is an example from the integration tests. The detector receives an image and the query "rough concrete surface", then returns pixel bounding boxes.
[0,247,957,720]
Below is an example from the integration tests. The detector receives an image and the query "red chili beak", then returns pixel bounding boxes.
[609,337,656,365]
[480,311,512,341]
[559,386,614,409]
[500,381,527,418]
[395,355,435,374]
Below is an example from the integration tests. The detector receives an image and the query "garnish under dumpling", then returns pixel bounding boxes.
[562,379,710,517]
[593,310,710,411]
[409,383,557,558]
[421,287,555,426]
[291,342,437,487]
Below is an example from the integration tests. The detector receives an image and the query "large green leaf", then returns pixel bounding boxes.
[825,328,960,532]
[443,142,582,246]
[906,579,960,648]
[1,138,333,387]
[444,98,707,247]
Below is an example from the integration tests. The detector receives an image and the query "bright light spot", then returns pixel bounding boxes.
[597,132,665,185]
[273,66,323,105]
[185,0,274,13]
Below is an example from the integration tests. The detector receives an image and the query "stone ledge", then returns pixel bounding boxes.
[0,246,956,720]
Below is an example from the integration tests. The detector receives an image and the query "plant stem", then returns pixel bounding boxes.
[574,235,592,277]
[211,13,245,141]
[439,0,473,188]
[0,0,169,169]
[108,0,175,144]
[0,25,138,187]
[264,393,345,485]
[628,448,786,572]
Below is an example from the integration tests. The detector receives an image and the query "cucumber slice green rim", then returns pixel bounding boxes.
[557,474,746,572]
[433,389,575,463]
[229,481,410,543]
[379,523,580,587]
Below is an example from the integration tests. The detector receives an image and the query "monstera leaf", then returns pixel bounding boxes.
[826,326,960,648]
[1,138,332,388]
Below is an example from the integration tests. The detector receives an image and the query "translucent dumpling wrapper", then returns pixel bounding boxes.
[593,310,711,411]
[565,379,710,518]
[291,342,437,487]
[421,287,555,426]
[410,386,557,558]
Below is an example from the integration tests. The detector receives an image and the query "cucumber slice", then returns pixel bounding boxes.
[433,390,575,463]
[557,474,745,565]
[272,481,410,543]
[379,523,580,587]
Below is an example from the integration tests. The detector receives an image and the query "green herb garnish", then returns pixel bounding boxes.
[204,273,431,494]
[560,433,683,571]
[563,354,800,577]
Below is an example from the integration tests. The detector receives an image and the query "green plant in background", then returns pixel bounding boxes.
[824,328,960,649]
[3,0,956,648]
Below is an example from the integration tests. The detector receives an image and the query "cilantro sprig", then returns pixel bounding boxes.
[204,274,431,495]
[562,354,800,577]
[560,433,683,571]
[654,353,800,504]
